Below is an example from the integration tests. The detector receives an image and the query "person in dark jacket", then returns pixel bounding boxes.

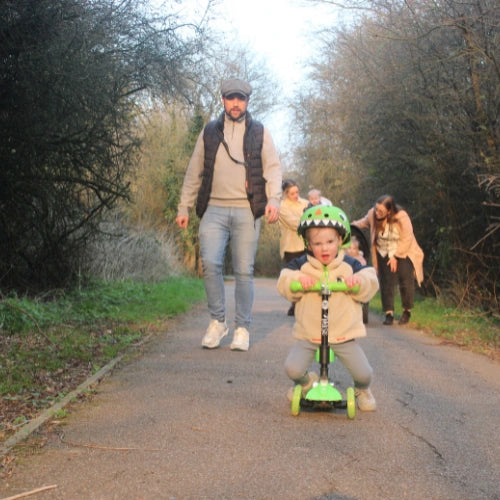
[176,78,282,351]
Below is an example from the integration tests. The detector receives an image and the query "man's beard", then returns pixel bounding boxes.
[226,109,246,121]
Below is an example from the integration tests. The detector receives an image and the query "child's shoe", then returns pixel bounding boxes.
[286,372,319,401]
[355,387,377,411]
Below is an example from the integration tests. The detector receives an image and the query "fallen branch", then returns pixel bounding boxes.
[0,484,57,500]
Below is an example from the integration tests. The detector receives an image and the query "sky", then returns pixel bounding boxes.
[214,0,337,91]
[179,0,341,153]
[211,0,340,152]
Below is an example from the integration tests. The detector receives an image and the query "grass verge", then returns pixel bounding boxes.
[1,279,498,447]
[0,277,205,444]
[369,291,499,357]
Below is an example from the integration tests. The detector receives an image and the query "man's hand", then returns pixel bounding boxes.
[265,205,279,224]
[176,215,189,228]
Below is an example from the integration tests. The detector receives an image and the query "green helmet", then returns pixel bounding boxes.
[298,205,351,248]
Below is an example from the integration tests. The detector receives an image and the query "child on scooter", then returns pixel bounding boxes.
[277,205,379,411]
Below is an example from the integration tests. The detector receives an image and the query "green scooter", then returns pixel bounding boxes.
[289,281,358,419]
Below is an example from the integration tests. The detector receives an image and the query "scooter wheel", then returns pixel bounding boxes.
[346,387,356,419]
[291,385,302,416]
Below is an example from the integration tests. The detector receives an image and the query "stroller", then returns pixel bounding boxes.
[349,225,371,324]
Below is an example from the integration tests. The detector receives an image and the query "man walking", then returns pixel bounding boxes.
[176,78,282,351]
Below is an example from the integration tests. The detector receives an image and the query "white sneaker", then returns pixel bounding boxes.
[286,372,319,401]
[355,388,377,411]
[230,327,249,351]
[201,319,228,349]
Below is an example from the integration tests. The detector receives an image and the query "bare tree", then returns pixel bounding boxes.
[293,0,499,312]
[129,35,282,275]
[0,0,206,291]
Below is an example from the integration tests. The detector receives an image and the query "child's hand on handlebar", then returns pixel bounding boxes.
[344,275,361,290]
[299,275,317,290]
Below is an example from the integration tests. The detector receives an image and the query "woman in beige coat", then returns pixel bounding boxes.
[278,179,309,315]
[352,194,424,325]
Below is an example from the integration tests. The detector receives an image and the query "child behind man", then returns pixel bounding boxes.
[277,205,379,411]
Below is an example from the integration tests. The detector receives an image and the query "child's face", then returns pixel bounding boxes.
[308,194,320,205]
[306,227,342,265]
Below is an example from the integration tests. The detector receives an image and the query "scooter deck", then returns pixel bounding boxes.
[302,383,347,411]
[300,399,348,411]
[292,383,356,418]
[304,380,343,402]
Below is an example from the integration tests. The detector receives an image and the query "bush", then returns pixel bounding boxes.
[255,221,282,278]
[81,218,182,282]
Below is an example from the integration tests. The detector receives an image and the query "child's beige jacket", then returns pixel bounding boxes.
[277,251,379,344]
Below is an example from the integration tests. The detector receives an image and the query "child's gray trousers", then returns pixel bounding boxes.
[285,338,373,389]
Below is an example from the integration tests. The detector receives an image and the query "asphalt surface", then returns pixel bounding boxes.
[1,278,499,500]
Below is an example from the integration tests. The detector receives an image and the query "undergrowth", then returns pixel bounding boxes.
[0,276,205,442]
[369,291,499,356]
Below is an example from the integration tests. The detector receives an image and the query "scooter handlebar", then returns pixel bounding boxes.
[290,281,360,293]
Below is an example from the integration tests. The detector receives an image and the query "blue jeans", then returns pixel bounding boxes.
[198,205,261,329]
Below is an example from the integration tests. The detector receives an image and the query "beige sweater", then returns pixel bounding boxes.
[277,251,379,344]
[352,208,424,285]
[177,114,282,217]
[278,197,309,258]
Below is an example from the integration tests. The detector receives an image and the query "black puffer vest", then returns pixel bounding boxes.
[195,112,267,219]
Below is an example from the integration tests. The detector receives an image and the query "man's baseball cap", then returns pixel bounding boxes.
[221,78,252,98]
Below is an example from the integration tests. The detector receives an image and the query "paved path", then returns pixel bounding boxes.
[1,278,499,500]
